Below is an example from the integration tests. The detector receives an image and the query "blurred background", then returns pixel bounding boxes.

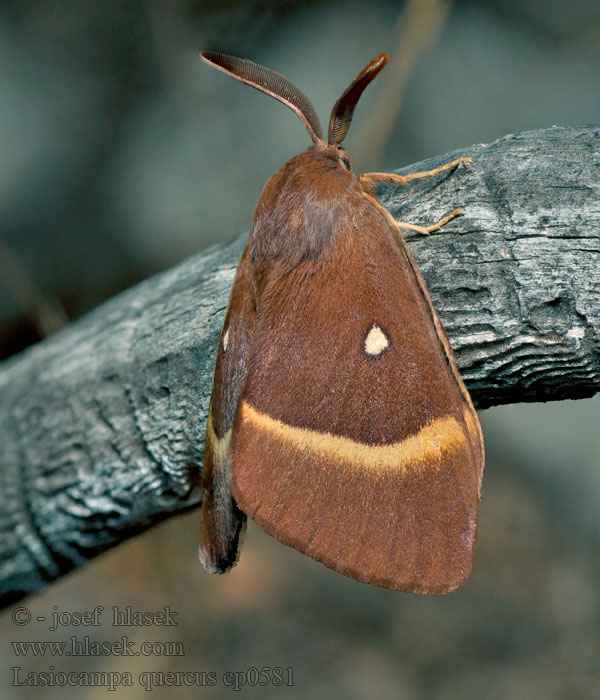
[0,1,599,698]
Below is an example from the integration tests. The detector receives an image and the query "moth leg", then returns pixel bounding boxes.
[392,208,463,235]
[361,191,463,236]
[359,157,470,235]
[359,157,472,192]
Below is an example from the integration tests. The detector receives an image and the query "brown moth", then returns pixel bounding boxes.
[199,51,484,594]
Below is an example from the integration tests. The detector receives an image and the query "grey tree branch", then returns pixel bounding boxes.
[1,126,598,607]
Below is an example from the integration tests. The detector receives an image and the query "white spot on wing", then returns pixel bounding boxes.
[364,324,389,357]
[222,327,230,353]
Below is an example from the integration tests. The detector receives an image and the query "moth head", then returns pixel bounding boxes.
[333,144,352,172]
[200,51,390,163]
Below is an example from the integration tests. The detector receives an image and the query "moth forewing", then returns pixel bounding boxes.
[199,243,254,573]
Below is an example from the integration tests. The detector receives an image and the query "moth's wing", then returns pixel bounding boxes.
[199,242,255,573]
[229,195,484,594]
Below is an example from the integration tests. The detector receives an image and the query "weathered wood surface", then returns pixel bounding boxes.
[0,126,598,606]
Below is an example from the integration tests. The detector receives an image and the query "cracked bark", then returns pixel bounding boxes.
[0,126,598,607]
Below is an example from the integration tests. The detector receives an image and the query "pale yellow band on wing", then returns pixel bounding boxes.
[206,406,232,466]
[240,401,467,471]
